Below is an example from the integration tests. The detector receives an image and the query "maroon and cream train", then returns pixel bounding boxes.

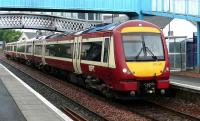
[5,20,170,98]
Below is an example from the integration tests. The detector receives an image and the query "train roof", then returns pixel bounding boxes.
[75,20,160,35]
[79,22,120,34]
[45,20,161,40]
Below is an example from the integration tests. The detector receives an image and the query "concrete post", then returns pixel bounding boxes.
[196,22,200,73]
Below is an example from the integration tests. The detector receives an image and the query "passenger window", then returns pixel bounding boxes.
[7,46,9,51]
[46,44,56,56]
[45,44,72,58]
[14,46,17,51]
[81,42,102,62]
[26,45,33,53]
[65,44,73,58]
[17,45,25,52]
[34,45,42,55]
[45,46,50,56]
[103,38,110,63]
[7,46,10,51]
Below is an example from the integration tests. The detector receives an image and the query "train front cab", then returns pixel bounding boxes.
[113,21,170,96]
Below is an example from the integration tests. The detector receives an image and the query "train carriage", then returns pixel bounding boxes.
[16,41,27,60]
[4,42,16,58]
[5,20,170,98]
[25,40,34,65]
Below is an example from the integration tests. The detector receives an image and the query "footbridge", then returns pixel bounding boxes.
[0,0,200,21]
[0,13,100,32]
[0,0,200,69]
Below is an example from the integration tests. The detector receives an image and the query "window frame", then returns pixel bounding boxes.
[45,40,74,62]
[34,44,43,55]
[26,45,33,54]
[80,37,110,67]
[45,43,73,58]
[81,40,103,62]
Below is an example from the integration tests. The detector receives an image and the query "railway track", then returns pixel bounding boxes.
[61,107,88,121]
[1,56,200,121]
[146,100,200,121]
[125,100,200,121]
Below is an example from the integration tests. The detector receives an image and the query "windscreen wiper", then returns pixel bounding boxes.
[135,47,143,60]
[135,40,147,60]
[145,46,158,60]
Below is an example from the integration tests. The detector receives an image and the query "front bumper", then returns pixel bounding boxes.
[157,80,170,89]
[112,79,170,92]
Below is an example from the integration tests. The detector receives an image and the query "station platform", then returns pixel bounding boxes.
[170,75,200,92]
[0,63,72,121]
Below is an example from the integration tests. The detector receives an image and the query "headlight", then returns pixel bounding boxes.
[165,67,169,72]
[122,68,127,73]
[122,68,132,74]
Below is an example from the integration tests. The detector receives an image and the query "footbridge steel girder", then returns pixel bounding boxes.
[0,0,140,14]
[0,13,100,32]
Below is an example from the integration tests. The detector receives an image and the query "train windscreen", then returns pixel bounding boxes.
[122,33,165,61]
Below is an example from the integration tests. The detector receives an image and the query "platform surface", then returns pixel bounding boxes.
[0,63,72,121]
[0,78,26,121]
[170,75,200,91]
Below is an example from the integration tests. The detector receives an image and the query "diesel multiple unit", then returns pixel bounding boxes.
[5,20,170,98]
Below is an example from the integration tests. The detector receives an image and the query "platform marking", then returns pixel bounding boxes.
[0,64,72,121]
[171,81,200,91]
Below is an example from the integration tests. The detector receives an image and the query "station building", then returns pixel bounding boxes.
[18,32,36,42]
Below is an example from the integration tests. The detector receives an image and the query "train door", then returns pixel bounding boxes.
[73,36,82,74]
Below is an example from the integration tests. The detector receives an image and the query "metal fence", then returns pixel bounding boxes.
[166,37,197,71]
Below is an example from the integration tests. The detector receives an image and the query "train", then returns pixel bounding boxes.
[4,20,170,99]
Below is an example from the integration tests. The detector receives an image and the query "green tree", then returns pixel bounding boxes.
[0,29,22,43]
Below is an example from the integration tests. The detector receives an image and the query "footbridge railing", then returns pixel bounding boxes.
[142,0,200,21]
